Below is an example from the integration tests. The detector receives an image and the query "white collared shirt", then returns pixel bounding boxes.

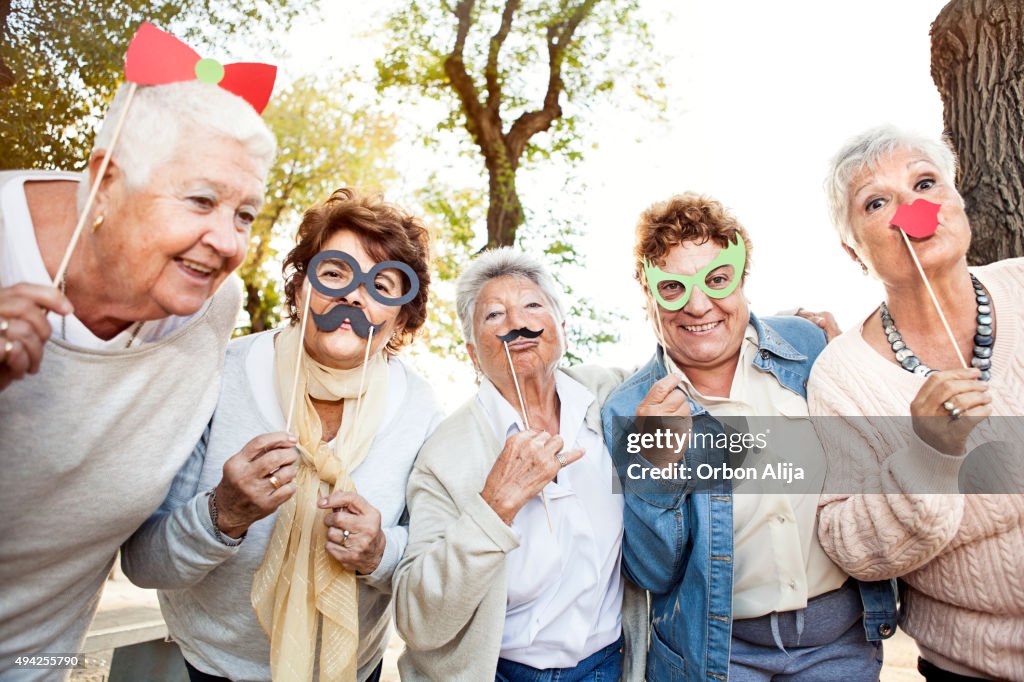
[0,171,193,349]
[476,372,624,668]
[665,325,848,619]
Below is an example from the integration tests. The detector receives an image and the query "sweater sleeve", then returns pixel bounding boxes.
[121,424,241,588]
[809,369,965,581]
[392,459,519,652]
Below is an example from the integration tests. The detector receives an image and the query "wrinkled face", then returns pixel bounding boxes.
[95,131,267,318]
[300,229,406,370]
[647,239,749,375]
[467,276,565,384]
[846,147,971,281]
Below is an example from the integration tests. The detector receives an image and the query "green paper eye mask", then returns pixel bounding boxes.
[643,235,747,311]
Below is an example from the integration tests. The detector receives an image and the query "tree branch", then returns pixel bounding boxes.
[444,0,504,158]
[505,0,597,161]
[485,0,519,114]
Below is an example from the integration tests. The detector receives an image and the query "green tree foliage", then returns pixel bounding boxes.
[239,74,399,334]
[0,0,310,170]
[377,0,663,248]
[376,0,663,363]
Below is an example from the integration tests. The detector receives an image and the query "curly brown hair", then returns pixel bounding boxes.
[633,192,753,287]
[282,188,432,355]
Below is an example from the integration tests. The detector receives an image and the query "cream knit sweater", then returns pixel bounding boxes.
[808,258,1024,681]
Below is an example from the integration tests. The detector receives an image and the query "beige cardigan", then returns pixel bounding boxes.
[394,364,648,681]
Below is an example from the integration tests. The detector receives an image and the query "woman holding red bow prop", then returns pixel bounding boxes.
[0,23,277,677]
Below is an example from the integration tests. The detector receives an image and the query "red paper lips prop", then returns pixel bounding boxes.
[890,199,941,239]
[124,22,277,114]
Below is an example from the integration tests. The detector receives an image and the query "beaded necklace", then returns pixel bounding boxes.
[879,274,993,381]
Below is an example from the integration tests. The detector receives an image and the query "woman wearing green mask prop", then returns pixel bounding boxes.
[601,192,896,681]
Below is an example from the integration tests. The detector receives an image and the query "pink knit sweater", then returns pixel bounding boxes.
[808,258,1024,681]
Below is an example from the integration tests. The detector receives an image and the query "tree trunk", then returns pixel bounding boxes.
[485,149,524,248]
[931,0,1024,264]
[245,282,271,333]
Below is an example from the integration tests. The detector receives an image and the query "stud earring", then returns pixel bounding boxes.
[91,214,105,232]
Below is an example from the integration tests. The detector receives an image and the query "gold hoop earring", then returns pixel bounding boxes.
[91,214,105,232]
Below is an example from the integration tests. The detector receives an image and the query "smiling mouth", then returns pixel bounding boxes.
[680,321,722,333]
[176,257,218,277]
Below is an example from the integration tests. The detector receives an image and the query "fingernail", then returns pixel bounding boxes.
[318,497,328,507]
[287,433,298,443]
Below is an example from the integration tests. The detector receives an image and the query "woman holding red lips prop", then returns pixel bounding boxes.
[810,126,1024,681]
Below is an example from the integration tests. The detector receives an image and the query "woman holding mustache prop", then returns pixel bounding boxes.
[123,188,442,682]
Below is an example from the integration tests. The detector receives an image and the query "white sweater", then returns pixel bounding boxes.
[121,331,443,682]
[0,261,241,681]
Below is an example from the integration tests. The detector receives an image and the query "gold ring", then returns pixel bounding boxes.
[556,452,569,468]
[269,475,281,490]
[0,317,8,334]
[341,529,350,546]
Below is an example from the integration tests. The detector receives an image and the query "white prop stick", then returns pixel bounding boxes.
[54,82,139,286]
[285,284,315,433]
[503,340,553,531]
[332,325,375,495]
[898,230,968,369]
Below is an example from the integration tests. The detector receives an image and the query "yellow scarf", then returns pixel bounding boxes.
[252,323,389,681]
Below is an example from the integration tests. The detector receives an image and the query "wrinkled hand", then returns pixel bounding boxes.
[481,430,584,525]
[0,283,73,391]
[213,432,299,538]
[319,491,386,575]
[795,308,841,342]
[911,368,992,456]
[635,374,692,467]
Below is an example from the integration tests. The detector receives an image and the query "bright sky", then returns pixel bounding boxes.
[273,0,951,406]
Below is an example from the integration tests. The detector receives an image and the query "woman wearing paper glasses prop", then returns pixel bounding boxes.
[0,26,277,675]
[602,193,896,681]
[393,248,647,681]
[123,188,441,682]
[808,127,1024,682]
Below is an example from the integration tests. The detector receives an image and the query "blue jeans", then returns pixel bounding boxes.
[496,636,624,682]
[728,583,882,682]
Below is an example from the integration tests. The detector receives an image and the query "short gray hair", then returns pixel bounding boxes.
[455,248,566,346]
[824,125,958,245]
[80,81,277,207]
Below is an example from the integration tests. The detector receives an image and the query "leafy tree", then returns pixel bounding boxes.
[0,0,311,170]
[239,74,399,333]
[377,0,663,248]
[931,0,1024,263]
[376,0,663,362]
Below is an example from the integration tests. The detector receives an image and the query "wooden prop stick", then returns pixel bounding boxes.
[652,301,672,376]
[503,340,553,531]
[54,82,139,286]
[898,230,968,369]
[285,284,315,433]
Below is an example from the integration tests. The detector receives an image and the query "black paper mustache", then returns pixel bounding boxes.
[497,327,544,343]
[311,303,384,338]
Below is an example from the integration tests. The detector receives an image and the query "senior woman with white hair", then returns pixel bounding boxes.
[394,248,647,681]
[809,126,1024,681]
[0,77,275,676]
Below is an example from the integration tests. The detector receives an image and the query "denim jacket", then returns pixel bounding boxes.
[601,314,897,682]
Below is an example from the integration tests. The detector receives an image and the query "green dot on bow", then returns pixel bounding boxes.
[195,58,225,84]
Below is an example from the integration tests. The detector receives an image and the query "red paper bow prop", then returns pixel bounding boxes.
[124,22,277,114]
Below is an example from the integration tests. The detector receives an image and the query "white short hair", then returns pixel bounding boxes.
[455,248,566,346]
[824,125,958,245]
[81,81,276,204]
